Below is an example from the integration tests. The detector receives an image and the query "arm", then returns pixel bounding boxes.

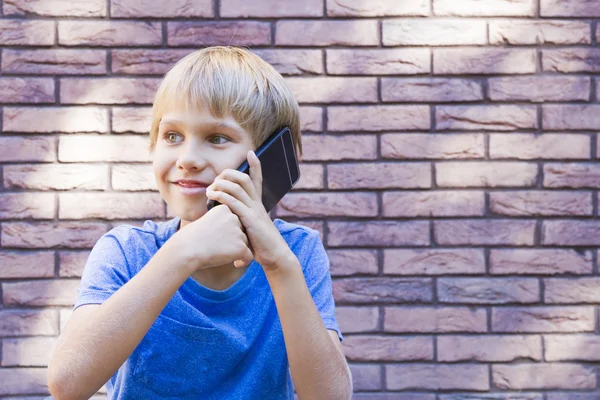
[265,254,352,400]
[47,236,195,400]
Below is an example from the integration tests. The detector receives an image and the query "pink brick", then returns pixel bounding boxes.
[59,193,165,220]
[490,249,593,275]
[328,250,378,276]
[490,20,591,45]
[2,49,107,75]
[254,49,324,75]
[112,164,157,191]
[0,193,54,219]
[59,135,152,162]
[61,78,160,105]
[4,164,109,190]
[441,395,540,400]
[3,280,79,306]
[383,191,485,217]
[0,310,58,336]
[344,336,433,361]
[384,249,485,275]
[333,278,432,304]
[490,191,592,216]
[438,278,539,304]
[0,137,55,162]
[277,193,377,218]
[4,107,108,133]
[1,337,55,366]
[111,49,192,75]
[335,307,379,333]
[0,78,54,103]
[435,220,536,246]
[0,20,54,46]
[349,364,382,391]
[385,307,487,333]
[434,49,536,74]
[299,107,323,132]
[382,79,483,102]
[438,335,542,362]
[436,162,537,188]
[286,77,377,104]
[0,368,48,395]
[276,20,377,46]
[543,49,600,73]
[4,0,106,16]
[489,76,590,102]
[112,107,151,133]
[544,105,600,130]
[545,335,600,361]
[437,105,537,131]
[382,133,484,159]
[59,251,90,277]
[168,22,271,46]
[434,0,535,16]
[1,222,108,249]
[327,0,429,16]
[222,0,321,17]
[302,135,377,161]
[329,106,430,131]
[545,278,600,304]
[327,49,430,75]
[492,307,595,332]
[493,364,595,390]
[491,134,590,160]
[544,163,600,188]
[291,164,323,190]
[111,0,212,17]
[383,19,486,46]
[59,21,162,46]
[543,221,600,246]
[387,364,489,391]
[328,163,431,189]
[541,0,600,16]
[0,252,54,279]
[328,221,430,247]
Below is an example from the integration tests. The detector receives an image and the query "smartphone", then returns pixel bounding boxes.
[206,126,300,212]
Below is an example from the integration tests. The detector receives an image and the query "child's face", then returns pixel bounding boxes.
[152,106,255,224]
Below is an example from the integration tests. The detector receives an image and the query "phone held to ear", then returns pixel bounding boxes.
[206,126,301,213]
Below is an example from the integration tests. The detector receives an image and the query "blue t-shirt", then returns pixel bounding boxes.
[74,216,342,400]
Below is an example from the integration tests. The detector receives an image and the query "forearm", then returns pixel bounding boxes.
[265,255,352,400]
[48,238,194,400]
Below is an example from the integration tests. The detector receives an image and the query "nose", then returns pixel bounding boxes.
[175,141,208,172]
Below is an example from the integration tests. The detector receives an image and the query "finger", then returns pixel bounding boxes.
[217,169,259,203]
[208,179,253,208]
[206,189,251,222]
[234,247,254,268]
[247,150,263,200]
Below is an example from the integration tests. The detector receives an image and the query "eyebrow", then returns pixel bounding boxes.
[160,118,237,129]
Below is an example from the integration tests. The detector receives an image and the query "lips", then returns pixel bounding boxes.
[173,180,208,188]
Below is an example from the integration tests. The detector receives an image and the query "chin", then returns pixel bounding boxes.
[170,203,208,223]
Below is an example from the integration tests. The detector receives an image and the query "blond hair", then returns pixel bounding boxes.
[148,46,302,158]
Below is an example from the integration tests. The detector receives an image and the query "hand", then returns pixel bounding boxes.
[205,150,294,272]
[171,204,254,272]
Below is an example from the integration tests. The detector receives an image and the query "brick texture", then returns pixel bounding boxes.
[2,1,600,398]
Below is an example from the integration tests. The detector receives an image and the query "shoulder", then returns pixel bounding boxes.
[101,217,180,251]
[273,218,320,248]
[273,218,325,267]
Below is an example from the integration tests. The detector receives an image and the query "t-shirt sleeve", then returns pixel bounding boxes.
[300,230,343,342]
[73,232,131,311]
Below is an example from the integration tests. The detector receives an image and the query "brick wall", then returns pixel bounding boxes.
[1,0,599,398]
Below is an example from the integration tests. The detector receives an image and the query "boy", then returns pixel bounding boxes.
[47,46,352,399]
